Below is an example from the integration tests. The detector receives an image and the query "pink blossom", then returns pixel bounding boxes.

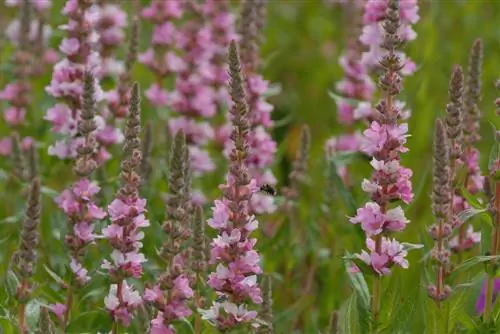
[0,138,12,156]
[49,303,67,320]
[3,107,26,125]
[350,202,409,236]
[362,121,409,156]
[145,84,169,107]
[70,258,90,284]
[59,38,80,56]
[105,281,142,327]
[449,225,481,252]
[356,237,409,276]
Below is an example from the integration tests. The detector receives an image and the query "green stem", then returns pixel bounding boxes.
[371,235,382,333]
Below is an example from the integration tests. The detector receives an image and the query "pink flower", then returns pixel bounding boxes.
[362,121,409,156]
[3,107,26,125]
[188,146,215,174]
[105,281,142,327]
[144,285,163,302]
[208,200,231,229]
[74,222,95,243]
[49,303,67,320]
[70,258,90,284]
[145,84,169,107]
[449,225,481,252]
[0,138,12,156]
[73,179,100,200]
[152,22,176,45]
[350,202,409,236]
[59,38,80,56]
[356,237,409,276]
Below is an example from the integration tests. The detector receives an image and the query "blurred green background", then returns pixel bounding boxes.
[1,1,500,333]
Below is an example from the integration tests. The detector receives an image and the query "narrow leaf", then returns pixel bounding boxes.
[344,252,370,308]
[461,188,486,210]
[453,255,500,274]
[328,158,358,215]
[25,299,41,331]
[44,265,66,287]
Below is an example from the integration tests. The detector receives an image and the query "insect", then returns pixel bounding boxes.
[259,183,277,196]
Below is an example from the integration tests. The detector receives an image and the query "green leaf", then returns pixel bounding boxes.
[25,299,41,331]
[5,270,19,297]
[0,210,24,224]
[264,82,282,97]
[66,310,111,333]
[456,208,488,227]
[401,242,425,251]
[327,158,358,215]
[344,252,370,308]
[178,318,196,334]
[453,255,500,274]
[44,265,66,287]
[461,188,486,210]
[338,294,357,334]
[40,186,60,198]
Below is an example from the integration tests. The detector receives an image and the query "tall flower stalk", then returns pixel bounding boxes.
[11,177,41,334]
[325,1,375,182]
[230,0,277,215]
[456,39,484,257]
[427,119,453,308]
[143,130,194,333]
[102,83,147,331]
[51,71,107,326]
[140,0,236,205]
[349,1,417,330]
[200,41,262,330]
[0,0,52,160]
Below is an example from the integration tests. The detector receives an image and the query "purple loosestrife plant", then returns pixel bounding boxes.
[106,16,139,120]
[50,71,107,326]
[93,2,128,80]
[143,130,194,333]
[0,0,50,159]
[325,2,375,183]
[200,41,262,330]
[224,0,277,215]
[101,83,148,330]
[44,0,105,161]
[427,119,453,304]
[360,0,419,76]
[11,177,41,334]
[166,0,236,205]
[348,1,420,329]
[455,40,484,255]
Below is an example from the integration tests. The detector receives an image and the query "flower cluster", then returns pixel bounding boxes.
[104,281,143,327]
[356,237,409,276]
[102,84,149,326]
[0,0,55,157]
[201,41,262,330]
[140,0,236,204]
[56,178,106,283]
[44,0,123,163]
[443,41,484,255]
[144,130,194,332]
[324,2,375,177]
[351,1,418,276]
[220,0,277,214]
[360,0,419,75]
[93,2,128,79]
